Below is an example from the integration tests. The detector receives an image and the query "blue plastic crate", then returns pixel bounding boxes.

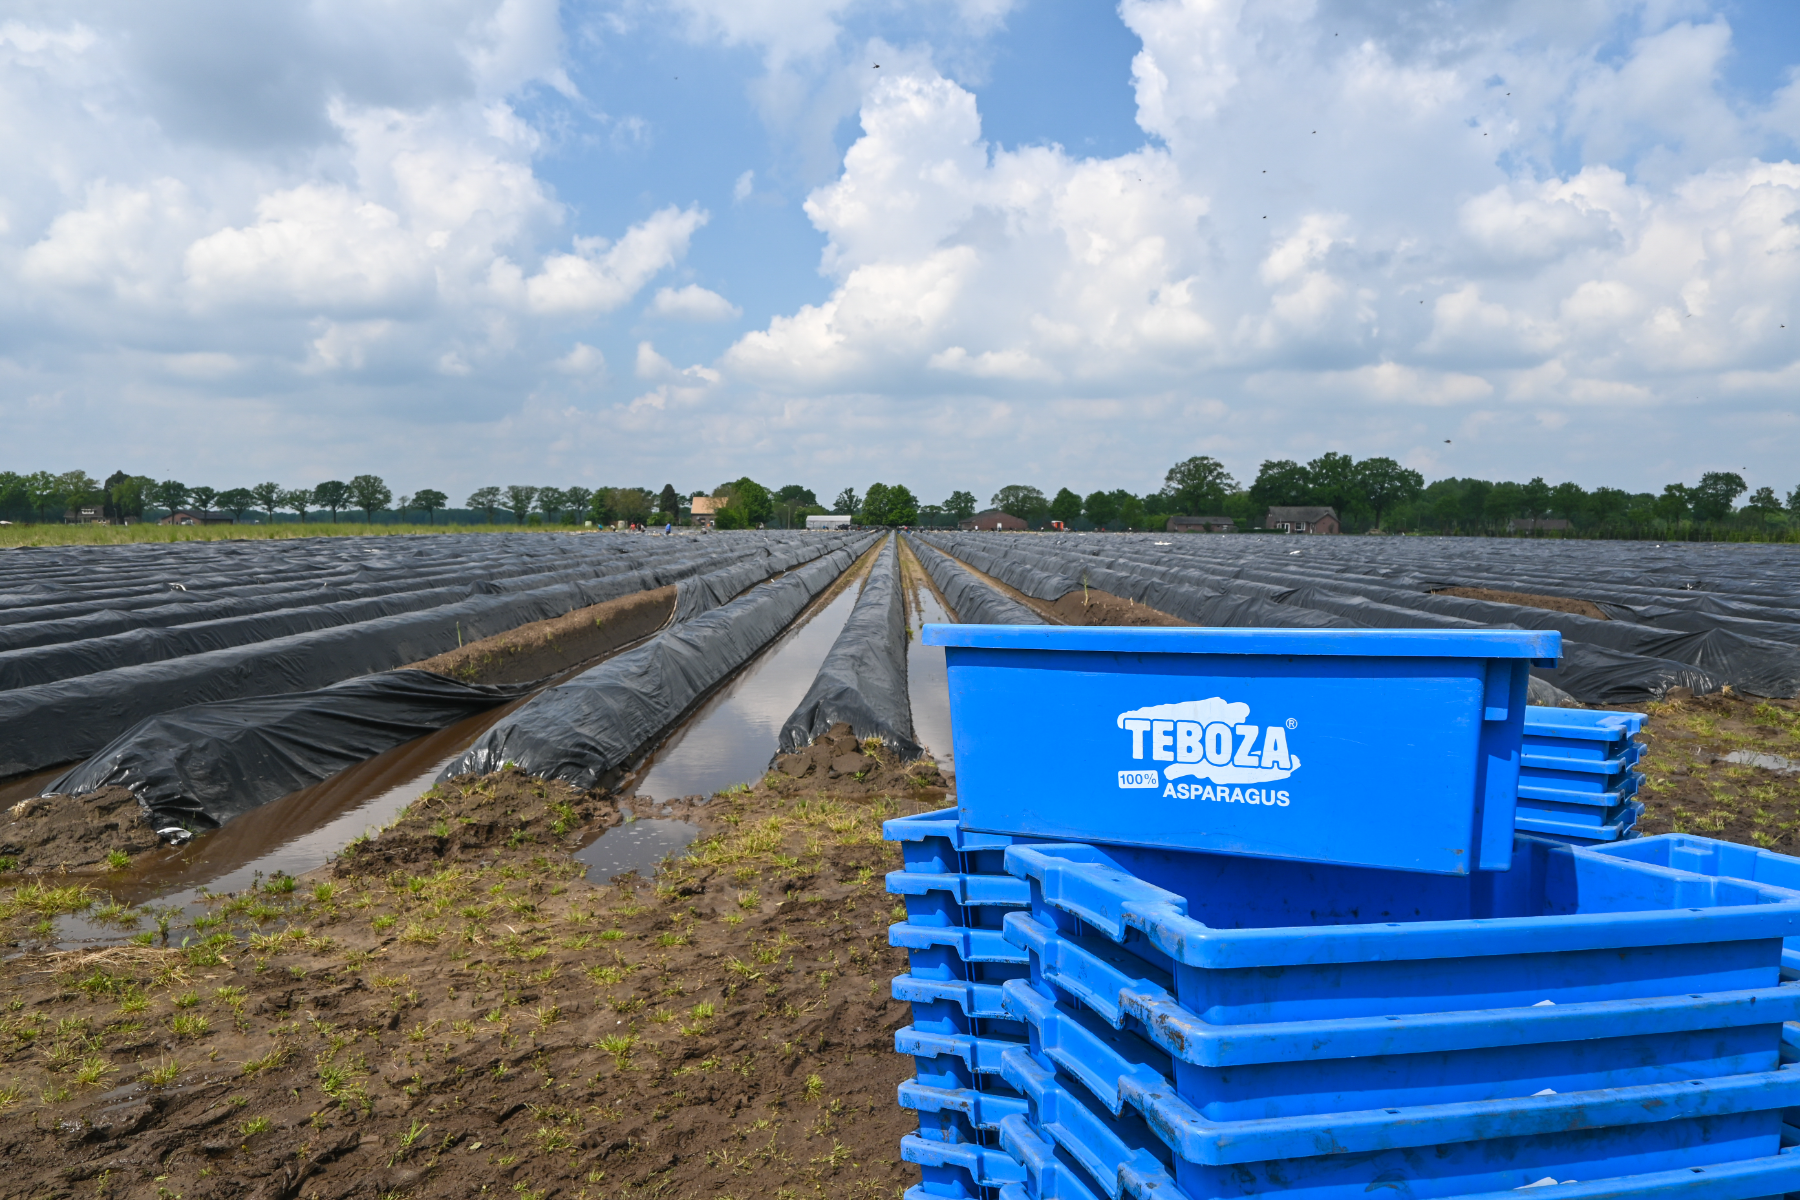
[886,807,1027,877]
[901,1077,1030,1142]
[1519,768,1643,807]
[1003,837,1800,1025]
[1590,835,1800,975]
[1519,708,1648,766]
[903,1132,1027,1199]
[993,1039,1800,1200]
[1516,798,1642,844]
[999,964,1799,1124]
[889,870,1031,935]
[923,626,1559,875]
[901,1025,1021,1091]
[1519,760,1644,798]
[1521,739,1646,779]
[993,1108,1109,1200]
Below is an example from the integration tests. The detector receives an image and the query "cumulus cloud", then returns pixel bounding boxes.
[5,0,1800,500]
[707,1,1800,492]
[648,283,741,320]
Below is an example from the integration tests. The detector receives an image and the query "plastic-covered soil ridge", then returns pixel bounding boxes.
[779,535,923,760]
[0,531,863,776]
[915,531,1800,704]
[441,536,879,789]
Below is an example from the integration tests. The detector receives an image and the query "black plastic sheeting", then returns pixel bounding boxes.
[440,538,875,789]
[916,532,1766,704]
[779,537,922,759]
[0,532,862,776]
[905,535,1042,625]
[42,670,535,829]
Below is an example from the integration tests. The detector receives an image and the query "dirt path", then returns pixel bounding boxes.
[933,550,1184,628]
[1432,586,1608,620]
[0,732,950,1200]
[407,586,677,686]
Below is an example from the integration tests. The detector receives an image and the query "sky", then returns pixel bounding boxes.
[3,0,1800,509]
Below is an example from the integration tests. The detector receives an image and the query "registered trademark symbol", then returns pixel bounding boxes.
[1286,718,1298,730]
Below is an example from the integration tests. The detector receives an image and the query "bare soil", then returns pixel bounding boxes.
[942,555,1183,628]
[407,587,676,685]
[3,789,164,876]
[1634,691,1800,850]
[0,730,951,1200]
[1432,586,1608,620]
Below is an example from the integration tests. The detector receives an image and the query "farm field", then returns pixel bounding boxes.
[0,523,539,550]
[4,531,1800,1197]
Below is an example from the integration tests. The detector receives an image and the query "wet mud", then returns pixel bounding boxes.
[0,739,951,1200]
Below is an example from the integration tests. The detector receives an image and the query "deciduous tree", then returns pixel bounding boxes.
[991,485,1047,523]
[348,474,391,522]
[944,490,976,522]
[314,480,350,522]
[251,481,283,523]
[1162,456,1236,515]
[833,488,861,517]
[151,479,188,519]
[218,488,254,522]
[504,485,539,523]
[1049,488,1082,526]
[467,486,501,523]
[414,489,448,524]
[188,486,218,515]
[1692,471,1747,522]
[1354,457,1424,530]
[281,487,313,523]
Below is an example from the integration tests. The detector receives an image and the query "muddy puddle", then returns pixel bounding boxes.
[574,807,703,884]
[49,701,526,945]
[630,580,863,800]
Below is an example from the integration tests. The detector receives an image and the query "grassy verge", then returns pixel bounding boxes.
[0,522,589,549]
[1635,692,1800,848]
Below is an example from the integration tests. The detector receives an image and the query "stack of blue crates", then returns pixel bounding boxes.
[888,814,1800,1200]
[1516,707,1647,845]
[885,626,1800,1200]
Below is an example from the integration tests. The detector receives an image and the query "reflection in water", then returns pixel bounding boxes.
[905,570,954,773]
[575,814,702,884]
[633,581,863,800]
[0,765,69,811]
[48,700,528,945]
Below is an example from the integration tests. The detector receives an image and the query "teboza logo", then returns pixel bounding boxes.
[1116,697,1300,784]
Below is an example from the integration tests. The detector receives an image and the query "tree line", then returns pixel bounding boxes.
[910,455,1800,538]
[9,460,1798,539]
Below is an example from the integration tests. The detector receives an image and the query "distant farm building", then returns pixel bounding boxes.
[1509,518,1572,533]
[64,503,106,524]
[806,514,853,530]
[689,495,721,530]
[1167,515,1237,533]
[1265,506,1340,534]
[958,509,1027,531]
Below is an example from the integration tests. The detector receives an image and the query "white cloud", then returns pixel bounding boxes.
[508,206,707,315]
[649,283,741,320]
[554,342,606,375]
[732,169,755,202]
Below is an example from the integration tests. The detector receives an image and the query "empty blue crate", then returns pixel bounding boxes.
[923,625,1560,875]
[1005,836,1800,1022]
[1516,797,1643,845]
[981,838,1800,1198]
[994,1037,1800,1200]
[887,808,1035,1043]
[1591,834,1800,976]
[902,1132,1027,1200]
